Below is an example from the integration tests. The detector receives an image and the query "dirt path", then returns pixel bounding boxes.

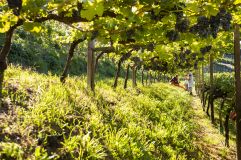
[192,96,236,160]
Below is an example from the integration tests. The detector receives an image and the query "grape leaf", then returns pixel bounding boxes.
[81,0,104,21]
[234,0,241,5]
[23,22,42,33]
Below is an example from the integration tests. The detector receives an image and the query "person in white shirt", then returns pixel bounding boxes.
[188,72,194,95]
[184,74,189,91]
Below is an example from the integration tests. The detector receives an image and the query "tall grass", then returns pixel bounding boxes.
[0,66,200,159]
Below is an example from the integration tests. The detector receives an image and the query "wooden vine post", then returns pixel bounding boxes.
[202,64,204,93]
[124,64,130,89]
[113,58,123,88]
[198,66,201,95]
[132,66,137,87]
[141,69,144,86]
[195,69,199,95]
[209,52,215,124]
[234,23,241,160]
[149,72,152,84]
[146,71,149,85]
[87,40,95,91]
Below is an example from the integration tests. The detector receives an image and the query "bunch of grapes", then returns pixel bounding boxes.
[91,30,99,40]
[217,9,232,31]
[189,9,232,38]
[174,4,189,33]
[209,16,220,38]
[173,49,191,64]
[179,53,186,62]
[147,43,155,52]
[7,0,22,16]
[175,11,184,20]
[173,3,185,20]
[192,53,197,60]
[126,29,135,39]
[190,16,211,38]
[197,16,210,28]
[150,10,164,21]
[131,57,141,63]
[184,49,191,55]
[72,9,79,18]
[194,60,198,69]
[198,57,205,61]
[173,53,178,61]
[77,2,83,11]
[175,18,189,33]
[174,48,202,70]
[166,30,179,41]
[200,45,212,55]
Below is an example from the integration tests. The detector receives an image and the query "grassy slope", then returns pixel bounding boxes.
[192,98,236,160]
[1,66,200,160]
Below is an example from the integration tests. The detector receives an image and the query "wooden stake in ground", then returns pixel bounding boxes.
[234,23,241,160]
[132,66,137,87]
[124,64,130,89]
[87,40,95,91]
[60,36,86,83]
[113,58,123,88]
[141,69,144,86]
[209,53,215,124]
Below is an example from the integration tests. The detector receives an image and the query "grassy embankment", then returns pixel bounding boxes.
[0,66,202,159]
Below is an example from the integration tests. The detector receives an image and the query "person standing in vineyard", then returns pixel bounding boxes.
[184,74,189,91]
[188,72,194,95]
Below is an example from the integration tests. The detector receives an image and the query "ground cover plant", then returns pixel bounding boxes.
[0,66,199,160]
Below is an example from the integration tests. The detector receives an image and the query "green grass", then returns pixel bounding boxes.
[0,66,200,160]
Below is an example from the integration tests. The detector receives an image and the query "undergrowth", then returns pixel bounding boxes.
[0,66,201,160]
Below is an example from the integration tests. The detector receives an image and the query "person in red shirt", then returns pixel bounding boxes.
[170,75,179,86]
[170,75,186,90]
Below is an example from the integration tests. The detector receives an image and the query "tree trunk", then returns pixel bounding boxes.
[0,70,4,101]
[219,98,225,134]
[124,64,130,89]
[201,64,205,104]
[203,92,208,111]
[87,40,95,91]
[225,108,231,147]
[156,72,158,82]
[195,69,198,94]
[198,67,201,96]
[202,91,205,109]
[153,72,156,83]
[132,66,137,87]
[60,37,86,83]
[146,71,148,85]
[141,69,144,86]
[234,23,241,159]
[210,97,215,124]
[95,51,106,72]
[206,95,210,117]
[113,59,122,88]
[0,20,23,100]
[149,72,152,84]
[113,51,132,88]
[210,53,215,124]
[157,72,160,82]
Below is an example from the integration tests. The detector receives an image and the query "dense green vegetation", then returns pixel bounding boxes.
[1,0,241,159]
[0,66,199,159]
[197,72,236,147]
[1,28,119,78]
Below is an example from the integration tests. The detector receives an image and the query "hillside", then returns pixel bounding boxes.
[213,53,241,73]
[0,66,236,160]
